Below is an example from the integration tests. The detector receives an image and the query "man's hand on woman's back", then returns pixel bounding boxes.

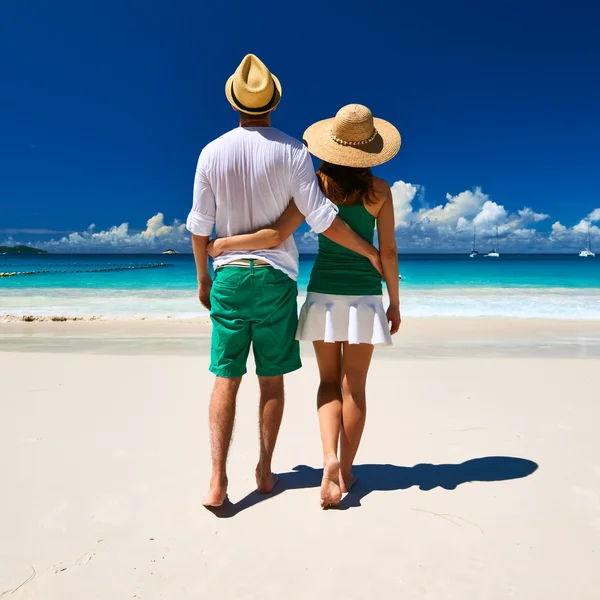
[368,252,384,278]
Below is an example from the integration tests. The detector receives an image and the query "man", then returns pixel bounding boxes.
[186,54,381,507]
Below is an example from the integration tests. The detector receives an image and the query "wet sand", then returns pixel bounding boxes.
[2,317,600,358]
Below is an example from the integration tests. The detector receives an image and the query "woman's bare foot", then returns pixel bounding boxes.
[340,472,357,493]
[202,477,228,507]
[320,455,342,509]
[256,465,278,494]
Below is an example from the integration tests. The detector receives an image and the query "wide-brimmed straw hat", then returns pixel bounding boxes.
[303,104,400,168]
[225,54,282,115]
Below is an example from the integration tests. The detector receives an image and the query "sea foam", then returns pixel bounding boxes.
[2,287,600,321]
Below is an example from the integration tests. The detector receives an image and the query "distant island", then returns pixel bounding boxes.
[162,249,180,254]
[0,245,48,255]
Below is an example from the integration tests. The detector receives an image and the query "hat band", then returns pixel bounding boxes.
[329,127,378,147]
[231,82,278,114]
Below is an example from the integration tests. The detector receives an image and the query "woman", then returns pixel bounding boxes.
[208,104,401,508]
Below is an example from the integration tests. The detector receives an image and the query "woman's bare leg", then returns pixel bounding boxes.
[339,342,374,492]
[313,341,343,508]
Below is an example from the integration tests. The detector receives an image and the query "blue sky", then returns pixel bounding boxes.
[1,0,599,252]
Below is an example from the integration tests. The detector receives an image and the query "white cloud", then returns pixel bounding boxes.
[383,180,599,252]
[588,208,600,222]
[142,213,182,239]
[549,218,599,250]
[420,188,487,226]
[473,200,508,229]
[569,209,600,236]
[296,230,319,252]
[4,196,600,255]
[391,181,419,227]
[516,207,550,225]
[35,213,189,253]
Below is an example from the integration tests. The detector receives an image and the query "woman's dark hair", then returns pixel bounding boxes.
[316,161,375,206]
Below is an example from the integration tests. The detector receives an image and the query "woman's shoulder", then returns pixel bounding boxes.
[368,177,392,213]
[372,176,392,197]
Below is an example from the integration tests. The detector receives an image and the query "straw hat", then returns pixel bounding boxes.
[303,104,400,167]
[225,54,282,115]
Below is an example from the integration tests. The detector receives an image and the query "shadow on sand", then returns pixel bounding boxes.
[208,456,538,518]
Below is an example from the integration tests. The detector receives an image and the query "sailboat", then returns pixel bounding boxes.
[469,226,479,258]
[485,227,500,258]
[579,228,595,257]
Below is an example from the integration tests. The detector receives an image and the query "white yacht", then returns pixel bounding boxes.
[485,227,500,258]
[579,229,595,257]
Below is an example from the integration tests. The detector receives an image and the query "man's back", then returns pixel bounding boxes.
[187,126,337,280]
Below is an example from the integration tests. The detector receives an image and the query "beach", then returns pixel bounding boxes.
[1,318,600,599]
[3,0,600,597]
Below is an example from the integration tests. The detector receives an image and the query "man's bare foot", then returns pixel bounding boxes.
[340,472,357,493]
[202,477,228,508]
[320,455,342,509]
[256,465,278,494]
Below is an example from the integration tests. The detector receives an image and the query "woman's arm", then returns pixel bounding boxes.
[207,198,384,277]
[207,201,305,257]
[376,183,401,334]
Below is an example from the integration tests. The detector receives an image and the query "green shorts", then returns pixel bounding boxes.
[209,262,302,378]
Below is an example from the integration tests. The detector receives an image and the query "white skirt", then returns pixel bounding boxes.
[296,292,393,346]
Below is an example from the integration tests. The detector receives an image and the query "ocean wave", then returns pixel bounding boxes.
[2,287,600,321]
[397,288,600,320]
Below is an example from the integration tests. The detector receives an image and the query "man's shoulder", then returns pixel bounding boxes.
[200,129,239,155]
[263,129,312,168]
[198,127,308,165]
[263,127,305,149]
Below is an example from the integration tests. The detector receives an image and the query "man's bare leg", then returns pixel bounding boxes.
[202,376,241,507]
[256,375,284,493]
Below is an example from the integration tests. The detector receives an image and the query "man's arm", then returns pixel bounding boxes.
[192,234,212,309]
[186,152,216,308]
[321,217,383,276]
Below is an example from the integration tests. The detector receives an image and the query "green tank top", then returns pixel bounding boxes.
[308,203,382,296]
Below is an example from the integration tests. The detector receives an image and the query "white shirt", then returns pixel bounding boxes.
[186,127,338,280]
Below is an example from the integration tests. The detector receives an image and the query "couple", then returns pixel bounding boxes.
[186,54,401,509]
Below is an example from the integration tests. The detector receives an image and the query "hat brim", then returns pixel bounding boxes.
[225,73,282,115]
[303,117,401,168]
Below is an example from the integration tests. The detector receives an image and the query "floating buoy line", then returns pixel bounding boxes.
[0,263,172,278]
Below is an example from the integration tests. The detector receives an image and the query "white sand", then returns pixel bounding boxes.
[1,320,600,599]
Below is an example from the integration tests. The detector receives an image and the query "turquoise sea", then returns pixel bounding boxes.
[1,254,600,320]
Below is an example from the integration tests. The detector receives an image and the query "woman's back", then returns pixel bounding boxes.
[308,201,383,296]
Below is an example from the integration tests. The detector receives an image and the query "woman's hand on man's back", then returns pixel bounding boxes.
[206,239,224,258]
